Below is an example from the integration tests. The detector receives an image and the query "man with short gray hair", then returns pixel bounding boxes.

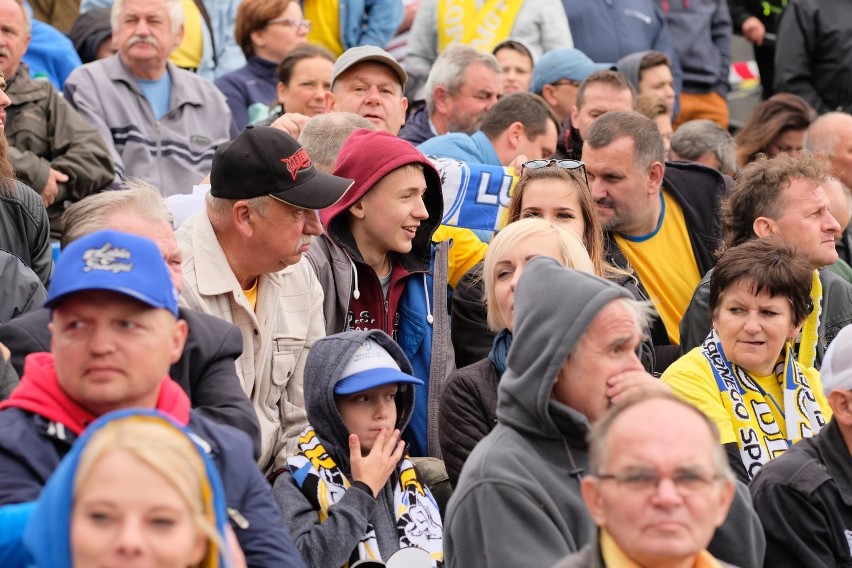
[670,119,737,176]
[399,44,502,145]
[64,0,233,196]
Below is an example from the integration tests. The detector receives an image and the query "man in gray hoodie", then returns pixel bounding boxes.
[443,257,765,568]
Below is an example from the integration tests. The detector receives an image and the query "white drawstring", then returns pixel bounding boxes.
[423,274,433,324]
[350,257,361,300]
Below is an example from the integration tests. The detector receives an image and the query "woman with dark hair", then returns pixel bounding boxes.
[663,237,831,483]
[214,0,309,130]
[734,93,816,167]
[266,44,335,120]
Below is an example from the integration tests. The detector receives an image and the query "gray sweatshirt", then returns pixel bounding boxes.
[272,330,418,568]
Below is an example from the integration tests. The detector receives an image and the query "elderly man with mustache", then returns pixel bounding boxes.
[63,0,234,198]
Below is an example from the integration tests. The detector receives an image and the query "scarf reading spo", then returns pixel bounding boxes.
[701,329,826,480]
[287,428,443,567]
[437,0,524,53]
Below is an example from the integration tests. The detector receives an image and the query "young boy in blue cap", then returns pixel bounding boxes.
[273,329,443,567]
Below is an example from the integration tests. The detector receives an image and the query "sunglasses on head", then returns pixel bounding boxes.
[521,159,588,184]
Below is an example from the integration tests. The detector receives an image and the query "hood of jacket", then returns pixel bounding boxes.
[616,50,654,93]
[320,129,444,272]
[496,257,633,440]
[303,330,417,470]
[22,408,230,568]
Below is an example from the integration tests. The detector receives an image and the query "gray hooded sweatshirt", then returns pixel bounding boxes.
[444,257,764,568]
[272,330,420,567]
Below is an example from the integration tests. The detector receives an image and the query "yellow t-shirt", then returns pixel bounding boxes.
[432,225,488,288]
[169,0,204,70]
[614,189,701,344]
[304,0,344,56]
[661,347,832,445]
[242,278,259,312]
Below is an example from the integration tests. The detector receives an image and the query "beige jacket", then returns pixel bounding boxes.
[176,209,324,472]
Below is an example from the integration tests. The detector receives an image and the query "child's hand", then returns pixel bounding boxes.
[349,428,405,497]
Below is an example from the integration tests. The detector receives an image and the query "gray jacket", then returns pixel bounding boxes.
[445,258,764,568]
[679,267,852,366]
[63,54,233,196]
[307,237,453,458]
[272,330,421,567]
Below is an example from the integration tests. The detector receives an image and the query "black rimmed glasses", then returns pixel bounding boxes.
[521,159,588,185]
[594,469,724,497]
[266,17,312,32]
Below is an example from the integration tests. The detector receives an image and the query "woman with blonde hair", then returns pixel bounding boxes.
[23,409,238,568]
[440,218,596,486]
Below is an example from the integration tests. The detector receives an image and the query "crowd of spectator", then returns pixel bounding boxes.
[2,0,852,566]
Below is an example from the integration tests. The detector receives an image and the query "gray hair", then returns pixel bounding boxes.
[61,179,173,248]
[205,192,270,232]
[588,392,735,482]
[298,112,377,173]
[670,119,737,176]
[112,0,185,35]
[424,44,502,116]
[10,0,31,35]
[805,112,852,156]
[585,111,665,172]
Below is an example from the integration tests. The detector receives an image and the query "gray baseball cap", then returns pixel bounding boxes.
[331,45,408,89]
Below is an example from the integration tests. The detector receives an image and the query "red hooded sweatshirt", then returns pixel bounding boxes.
[0,352,191,435]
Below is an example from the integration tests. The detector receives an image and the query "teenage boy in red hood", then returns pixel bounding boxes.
[307,128,454,458]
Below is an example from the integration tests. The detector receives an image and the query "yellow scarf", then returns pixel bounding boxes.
[798,270,821,368]
[701,330,826,480]
[437,0,524,53]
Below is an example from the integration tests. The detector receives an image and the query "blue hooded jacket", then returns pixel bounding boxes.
[22,409,231,567]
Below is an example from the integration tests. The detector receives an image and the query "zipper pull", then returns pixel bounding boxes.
[227,507,250,529]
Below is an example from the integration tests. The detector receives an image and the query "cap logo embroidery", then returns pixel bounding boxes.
[82,243,133,273]
[281,148,312,181]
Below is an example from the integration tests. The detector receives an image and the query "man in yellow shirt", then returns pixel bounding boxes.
[583,110,728,371]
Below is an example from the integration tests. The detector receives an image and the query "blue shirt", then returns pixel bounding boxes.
[137,73,173,120]
[417,130,503,167]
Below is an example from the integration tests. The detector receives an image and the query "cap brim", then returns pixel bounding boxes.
[270,171,354,210]
[334,368,424,395]
[45,284,177,316]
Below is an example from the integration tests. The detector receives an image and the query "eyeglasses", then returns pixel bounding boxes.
[266,17,312,32]
[522,159,588,185]
[595,469,723,497]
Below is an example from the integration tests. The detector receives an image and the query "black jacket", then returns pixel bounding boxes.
[0,180,52,287]
[439,357,500,487]
[751,419,852,568]
[399,105,435,145]
[774,0,852,113]
[604,161,728,370]
[0,306,261,456]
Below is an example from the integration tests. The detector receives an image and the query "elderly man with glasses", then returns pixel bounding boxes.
[554,393,738,568]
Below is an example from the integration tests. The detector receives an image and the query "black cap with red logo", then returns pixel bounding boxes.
[210,125,353,209]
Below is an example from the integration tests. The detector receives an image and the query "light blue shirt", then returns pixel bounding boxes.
[137,72,173,120]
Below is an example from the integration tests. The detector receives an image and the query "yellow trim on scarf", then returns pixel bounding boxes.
[799,270,821,368]
[437,0,524,53]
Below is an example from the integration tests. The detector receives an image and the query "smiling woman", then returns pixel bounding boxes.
[662,237,832,483]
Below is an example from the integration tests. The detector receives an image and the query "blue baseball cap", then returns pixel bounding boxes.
[45,229,179,316]
[334,339,423,395]
[530,48,614,94]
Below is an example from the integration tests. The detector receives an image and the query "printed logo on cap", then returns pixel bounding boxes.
[281,147,312,181]
[82,243,134,274]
